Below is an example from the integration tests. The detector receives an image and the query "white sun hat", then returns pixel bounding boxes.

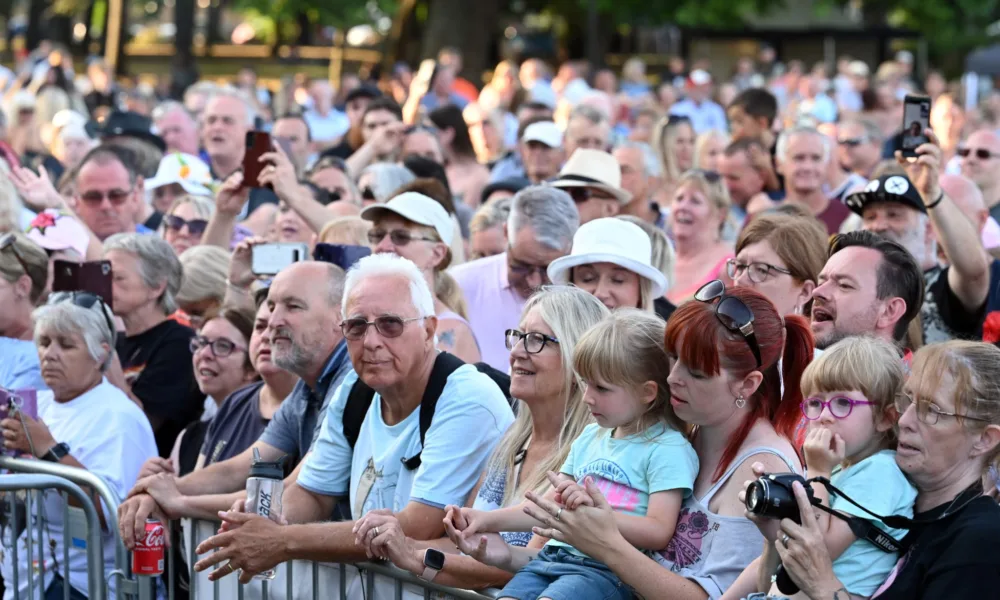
[548,148,632,205]
[360,191,454,246]
[145,153,214,196]
[547,217,668,297]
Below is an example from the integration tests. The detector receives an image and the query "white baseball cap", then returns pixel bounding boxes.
[689,69,712,86]
[360,192,454,246]
[145,153,214,196]
[522,121,563,148]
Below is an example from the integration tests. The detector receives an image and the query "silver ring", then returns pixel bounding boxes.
[373,526,380,538]
[781,534,790,546]
[555,508,563,521]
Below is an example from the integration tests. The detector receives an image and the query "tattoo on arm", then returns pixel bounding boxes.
[438,329,456,350]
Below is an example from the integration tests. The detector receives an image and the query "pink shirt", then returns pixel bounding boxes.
[449,253,526,372]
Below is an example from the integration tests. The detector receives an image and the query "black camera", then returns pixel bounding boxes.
[745,473,815,522]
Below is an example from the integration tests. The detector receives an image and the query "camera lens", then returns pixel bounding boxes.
[746,482,762,512]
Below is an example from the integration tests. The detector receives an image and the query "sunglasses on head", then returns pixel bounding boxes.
[0,233,30,275]
[957,148,997,160]
[667,115,692,126]
[51,291,116,343]
[78,188,132,206]
[694,279,762,368]
[165,215,209,236]
[691,169,721,183]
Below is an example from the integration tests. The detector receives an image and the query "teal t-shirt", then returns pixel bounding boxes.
[549,422,699,555]
[825,449,917,596]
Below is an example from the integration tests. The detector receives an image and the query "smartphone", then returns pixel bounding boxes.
[273,136,295,159]
[242,131,274,188]
[313,244,371,272]
[251,243,310,276]
[0,389,38,422]
[901,95,931,157]
[52,260,114,311]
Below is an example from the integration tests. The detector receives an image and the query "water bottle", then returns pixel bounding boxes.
[245,448,285,580]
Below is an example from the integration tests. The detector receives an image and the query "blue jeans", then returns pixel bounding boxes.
[45,573,88,600]
[500,546,631,600]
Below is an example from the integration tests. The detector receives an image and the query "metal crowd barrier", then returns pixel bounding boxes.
[139,518,501,600]
[0,455,134,599]
[0,473,106,600]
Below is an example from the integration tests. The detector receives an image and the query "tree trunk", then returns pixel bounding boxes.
[26,0,48,51]
[420,0,502,85]
[49,14,73,48]
[171,0,198,98]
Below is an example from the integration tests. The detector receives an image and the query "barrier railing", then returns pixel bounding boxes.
[0,455,133,599]
[0,473,106,600]
[143,518,501,600]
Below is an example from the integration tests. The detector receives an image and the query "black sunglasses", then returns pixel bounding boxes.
[165,215,209,236]
[694,280,762,368]
[367,229,438,247]
[957,148,997,160]
[691,168,722,183]
[566,187,616,204]
[52,291,116,344]
[0,233,30,275]
[838,137,866,147]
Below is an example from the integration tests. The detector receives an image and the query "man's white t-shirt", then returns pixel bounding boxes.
[1,379,157,599]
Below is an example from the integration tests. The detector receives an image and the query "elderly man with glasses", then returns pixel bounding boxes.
[191,252,513,591]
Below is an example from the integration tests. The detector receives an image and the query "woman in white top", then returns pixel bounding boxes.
[0,293,157,599]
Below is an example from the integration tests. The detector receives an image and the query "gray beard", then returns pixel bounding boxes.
[273,342,314,378]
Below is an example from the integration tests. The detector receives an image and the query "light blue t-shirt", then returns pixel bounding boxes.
[297,364,514,518]
[0,337,46,391]
[825,449,917,596]
[550,422,699,554]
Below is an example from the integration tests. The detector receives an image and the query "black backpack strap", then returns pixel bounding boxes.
[402,352,466,471]
[342,378,376,449]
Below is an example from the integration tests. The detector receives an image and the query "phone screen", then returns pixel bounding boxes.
[242,131,274,188]
[313,244,371,271]
[901,95,931,156]
[251,243,309,276]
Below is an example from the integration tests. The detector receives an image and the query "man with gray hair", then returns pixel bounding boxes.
[119,261,355,539]
[191,253,513,587]
[776,125,859,234]
[200,88,279,218]
[837,117,883,180]
[613,141,662,224]
[152,100,200,155]
[449,185,579,369]
[564,104,611,158]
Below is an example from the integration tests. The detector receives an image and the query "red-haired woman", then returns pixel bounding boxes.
[457,282,815,600]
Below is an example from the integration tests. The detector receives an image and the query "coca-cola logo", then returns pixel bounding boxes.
[139,525,165,547]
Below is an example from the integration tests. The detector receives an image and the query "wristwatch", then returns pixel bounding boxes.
[41,442,70,462]
[420,548,445,582]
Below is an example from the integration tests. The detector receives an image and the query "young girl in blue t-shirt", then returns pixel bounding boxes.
[733,336,918,600]
[448,310,699,600]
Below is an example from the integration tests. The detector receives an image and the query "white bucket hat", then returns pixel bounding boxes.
[549,148,632,205]
[547,218,668,297]
[145,153,214,196]
[360,192,454,246]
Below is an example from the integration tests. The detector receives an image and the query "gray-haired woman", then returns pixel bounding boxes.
[0,293,157,599]
[104,233,203,457]
[357,162,416,206]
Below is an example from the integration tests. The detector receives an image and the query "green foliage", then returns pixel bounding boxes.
[519,0,786,28]
[231,0,398,27]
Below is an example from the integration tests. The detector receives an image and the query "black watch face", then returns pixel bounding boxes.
[425,548,445,571]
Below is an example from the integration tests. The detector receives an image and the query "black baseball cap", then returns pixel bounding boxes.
[345,84,382,104]
[480,177,531,205]
[845,174,926,215]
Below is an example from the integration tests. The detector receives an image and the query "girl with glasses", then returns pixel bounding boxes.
[733,335,916,600]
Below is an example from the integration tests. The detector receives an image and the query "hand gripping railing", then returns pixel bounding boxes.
[0,473,106,600]
[0,455,132,599]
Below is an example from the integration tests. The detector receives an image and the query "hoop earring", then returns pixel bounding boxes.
[735,394,746,409]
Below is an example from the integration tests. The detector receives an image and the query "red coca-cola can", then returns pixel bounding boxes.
[132,518,165,576]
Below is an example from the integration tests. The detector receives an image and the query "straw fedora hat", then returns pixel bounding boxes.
[549,148,632,205]
[547,218,668,297]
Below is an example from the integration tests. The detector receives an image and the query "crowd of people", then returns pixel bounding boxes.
[1,40,1000,600]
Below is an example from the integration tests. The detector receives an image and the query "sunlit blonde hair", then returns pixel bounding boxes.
[318,216,372,246]
[618,214,675,295]
[573,309,682,435]
[488,286,609,506]
[694,130,730,169]
[651,116,694,183]
[801,336,904,448]
[909,341,1000,477]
